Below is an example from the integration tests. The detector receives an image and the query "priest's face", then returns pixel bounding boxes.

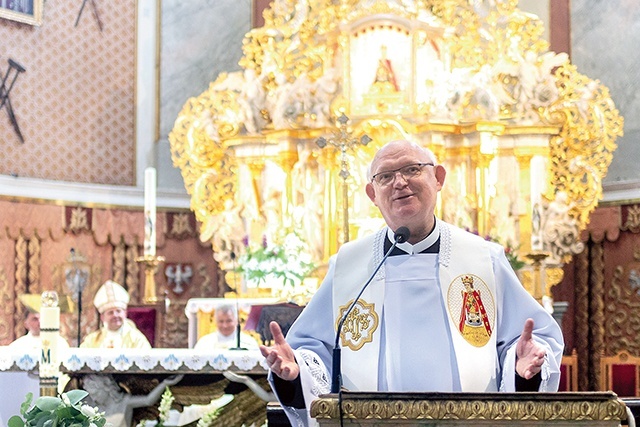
[366,140,446,243]
[24,312,40,336]
[101,307,127,331]
[216,310,237,337]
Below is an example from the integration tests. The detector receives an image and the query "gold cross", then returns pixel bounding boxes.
[316,113,371,243]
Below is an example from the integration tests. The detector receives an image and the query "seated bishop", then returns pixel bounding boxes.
[80,280,151,349]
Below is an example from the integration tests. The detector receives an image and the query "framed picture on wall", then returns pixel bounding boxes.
[0,0,43,26]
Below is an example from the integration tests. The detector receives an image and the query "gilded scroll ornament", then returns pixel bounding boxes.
[311,392,628,423]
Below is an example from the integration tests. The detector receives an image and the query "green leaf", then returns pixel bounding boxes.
[7,415,26,427]
[35,396,63,412]
[63,390,89,406]
[19,393,34,417]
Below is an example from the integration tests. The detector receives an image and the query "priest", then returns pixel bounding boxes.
[80,280,151,349]
[260,140,564,427]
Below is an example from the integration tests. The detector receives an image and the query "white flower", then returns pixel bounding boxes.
[80,404,97,418]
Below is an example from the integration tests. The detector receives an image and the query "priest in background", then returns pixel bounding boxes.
[8,302,71,394]
[80,280,151,349]
[194,304,259,350]
[9,308,70,352]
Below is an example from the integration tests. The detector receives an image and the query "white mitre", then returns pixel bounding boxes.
[93,280,129,314]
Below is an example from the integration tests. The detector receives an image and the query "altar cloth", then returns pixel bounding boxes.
[0,347,268,374]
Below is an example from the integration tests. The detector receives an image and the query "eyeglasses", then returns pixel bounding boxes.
[371,162,435,186]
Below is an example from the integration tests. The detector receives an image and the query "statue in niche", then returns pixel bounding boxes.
[201,199,247,271]
[371,45,399,94]
[291,148,324,261]
[489,183,518,245]
[541,191,584,263]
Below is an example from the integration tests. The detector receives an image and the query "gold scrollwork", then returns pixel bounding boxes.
[311,394,627,422]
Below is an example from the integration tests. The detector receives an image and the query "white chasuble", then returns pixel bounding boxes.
[333,221,498,392]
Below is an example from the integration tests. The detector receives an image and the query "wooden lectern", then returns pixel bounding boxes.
[311,391,629,426]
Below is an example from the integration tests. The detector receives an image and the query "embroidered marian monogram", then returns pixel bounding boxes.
[336,299,379,351]
[447,274,495,347]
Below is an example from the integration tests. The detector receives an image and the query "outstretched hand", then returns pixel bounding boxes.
[259,321,300,381]
[515,318,547,379]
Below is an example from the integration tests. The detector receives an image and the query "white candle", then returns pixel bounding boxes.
[144,167,157,256]
[40,291,60,391]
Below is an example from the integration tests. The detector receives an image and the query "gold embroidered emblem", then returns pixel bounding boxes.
[336,299,379,351]
[447,274,495,347]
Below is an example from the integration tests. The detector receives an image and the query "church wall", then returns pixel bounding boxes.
[0,1,137,185]
[0,197,220,348]
[572,0,640,187]
[554,202,640,391]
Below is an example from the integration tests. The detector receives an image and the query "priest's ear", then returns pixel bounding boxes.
[434,164,447,191]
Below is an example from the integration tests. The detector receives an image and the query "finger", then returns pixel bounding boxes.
[259,345,272,358]
[270,356,283,374]
[270,321,286,344]
[520,318,534,342]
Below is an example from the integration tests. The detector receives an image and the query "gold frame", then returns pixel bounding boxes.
[0,0,44,26]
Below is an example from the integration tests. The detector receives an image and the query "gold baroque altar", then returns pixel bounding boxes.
[169,0,623,300]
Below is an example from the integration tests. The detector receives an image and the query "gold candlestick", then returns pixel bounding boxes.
[525,250,550,303]
[135,254,165,304]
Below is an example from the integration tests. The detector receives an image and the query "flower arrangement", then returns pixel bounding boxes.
[8,390,107,427]
[465,228,526,272]
[135,387,174,427]
[157,387,174,426]
[196,405,223,427]
[236,231,315,289]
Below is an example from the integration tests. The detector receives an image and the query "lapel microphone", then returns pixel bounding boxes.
[330,226,410,393]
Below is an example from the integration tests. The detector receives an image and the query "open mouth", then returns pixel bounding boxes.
[395,194,413,201]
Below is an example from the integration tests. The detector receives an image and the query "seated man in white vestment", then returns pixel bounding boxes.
[8,302,71,394]
[194,303,260,351]
[260,140,565,427]
[9,309,70,352]
[80,280,151,349]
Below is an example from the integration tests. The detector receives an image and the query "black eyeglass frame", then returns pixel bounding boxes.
[370,162,435,186]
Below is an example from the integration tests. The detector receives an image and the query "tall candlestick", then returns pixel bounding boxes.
[144,167,157,256]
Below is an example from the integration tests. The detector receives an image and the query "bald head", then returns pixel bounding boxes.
[368,140,437,181]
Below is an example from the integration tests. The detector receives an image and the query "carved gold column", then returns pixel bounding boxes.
[274,147,298,229]
[475,150,494,237]
[515,152,533,254]
[246,157,266,216]
[318,148,339,261]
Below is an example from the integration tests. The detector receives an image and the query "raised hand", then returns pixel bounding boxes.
[515,318,547,379]
[259,321,300,381]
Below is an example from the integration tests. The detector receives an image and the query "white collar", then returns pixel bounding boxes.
[385,218,440,254]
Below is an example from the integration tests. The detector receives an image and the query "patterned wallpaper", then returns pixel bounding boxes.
[0,1,136,185]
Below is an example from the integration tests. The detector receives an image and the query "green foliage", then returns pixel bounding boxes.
[8,391,107,427]
[466,228,526,272]
[237,232,315,288]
